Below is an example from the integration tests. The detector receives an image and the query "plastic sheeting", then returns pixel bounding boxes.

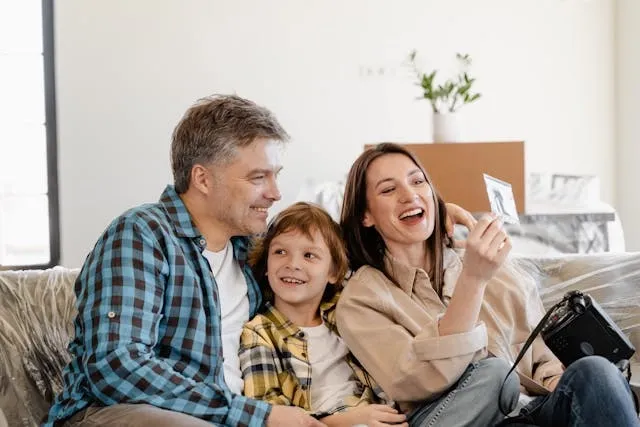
[523,253,640,363]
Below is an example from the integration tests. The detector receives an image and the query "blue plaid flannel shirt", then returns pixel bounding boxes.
[44,185,271,427]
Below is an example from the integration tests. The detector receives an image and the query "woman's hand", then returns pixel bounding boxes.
[546,375,562,392]
[322,404,407,427]
[444,203,477,247]
[460,214,511,286]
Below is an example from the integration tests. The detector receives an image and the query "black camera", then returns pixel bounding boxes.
[499,290,638,417]
[540,290,635,367]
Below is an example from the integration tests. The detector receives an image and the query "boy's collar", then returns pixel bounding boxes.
[262,288,341,338]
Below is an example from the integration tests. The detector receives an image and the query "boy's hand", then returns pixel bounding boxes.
[267,406,326,427]
[348,404,408,426]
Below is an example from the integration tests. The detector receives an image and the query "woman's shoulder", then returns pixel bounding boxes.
[338,265,396,311]
[345,264,389,290]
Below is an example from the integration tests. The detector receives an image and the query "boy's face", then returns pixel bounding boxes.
[266,228,338,313]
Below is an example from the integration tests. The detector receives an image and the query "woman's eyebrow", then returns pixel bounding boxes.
[374,177,394,189]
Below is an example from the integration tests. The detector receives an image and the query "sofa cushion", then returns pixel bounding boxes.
[0,267,79,427]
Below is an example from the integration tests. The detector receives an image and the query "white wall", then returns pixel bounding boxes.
[616,0,640,250]
[55,0,616,267]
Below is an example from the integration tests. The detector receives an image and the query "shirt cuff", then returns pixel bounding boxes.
[226,395,272,427]
[413,322,488,360]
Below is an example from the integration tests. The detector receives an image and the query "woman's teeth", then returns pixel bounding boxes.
[399,208,423,219]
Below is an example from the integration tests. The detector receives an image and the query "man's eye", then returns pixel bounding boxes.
[252,175,266,181]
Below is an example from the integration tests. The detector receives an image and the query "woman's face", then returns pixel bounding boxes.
[363,153,436,250]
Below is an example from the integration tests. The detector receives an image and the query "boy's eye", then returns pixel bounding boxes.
[304,252,317,260]
[273,248,285,255]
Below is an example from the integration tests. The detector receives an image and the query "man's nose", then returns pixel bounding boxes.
[265,176,281,201]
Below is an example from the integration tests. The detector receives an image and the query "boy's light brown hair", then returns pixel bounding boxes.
[249,202,348,305]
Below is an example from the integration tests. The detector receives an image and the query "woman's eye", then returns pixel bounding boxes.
[273,249,285,255]
[413,178,425,185]
[381,187,394,194]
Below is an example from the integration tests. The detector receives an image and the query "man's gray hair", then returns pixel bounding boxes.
[171,94,289,193]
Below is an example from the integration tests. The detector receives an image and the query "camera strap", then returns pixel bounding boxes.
[498,298,564,415]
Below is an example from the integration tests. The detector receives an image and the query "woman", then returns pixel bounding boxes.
[336,143,639,427]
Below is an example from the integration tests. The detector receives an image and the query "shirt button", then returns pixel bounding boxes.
[107,311,116,319]
[301,352,307,358]
[199,238,206,246]
[297,332,305,338]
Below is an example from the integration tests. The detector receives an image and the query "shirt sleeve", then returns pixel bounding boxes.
[336,268,487,403]
[239,324,295,407]
[77,215,271,427]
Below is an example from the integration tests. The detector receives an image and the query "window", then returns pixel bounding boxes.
[0,0,59,269]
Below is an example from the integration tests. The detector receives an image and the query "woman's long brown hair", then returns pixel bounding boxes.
[340,143,452,296]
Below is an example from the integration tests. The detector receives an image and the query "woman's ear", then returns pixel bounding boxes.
[362,211,375,228]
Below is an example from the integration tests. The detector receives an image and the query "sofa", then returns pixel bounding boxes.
[1,253,640,427]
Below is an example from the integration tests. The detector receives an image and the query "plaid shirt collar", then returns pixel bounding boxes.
[261,288,341,338]
[159,185,251,266]
[159,185,200,238]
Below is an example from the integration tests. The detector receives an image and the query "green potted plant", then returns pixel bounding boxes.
[407,50,481,142]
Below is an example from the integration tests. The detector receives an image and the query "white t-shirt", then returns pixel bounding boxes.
[299,322,358,413]
[203,242,249,395]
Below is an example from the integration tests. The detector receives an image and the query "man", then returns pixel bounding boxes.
[45,94,475,427]
[45,95,323,426]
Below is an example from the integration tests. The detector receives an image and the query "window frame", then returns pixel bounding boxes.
[5,0,60,270]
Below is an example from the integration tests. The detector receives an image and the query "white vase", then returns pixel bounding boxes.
[432,113,460,143]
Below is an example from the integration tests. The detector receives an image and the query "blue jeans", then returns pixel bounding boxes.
[408,357,520,427]
[504,356,639,427]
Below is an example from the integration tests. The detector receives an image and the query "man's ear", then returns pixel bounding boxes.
[362,211,375,228]
[190,164,211,194]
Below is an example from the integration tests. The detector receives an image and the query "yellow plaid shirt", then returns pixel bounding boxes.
[239,290,391,417]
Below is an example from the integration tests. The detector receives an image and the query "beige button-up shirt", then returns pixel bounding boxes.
[336,248,563,411]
